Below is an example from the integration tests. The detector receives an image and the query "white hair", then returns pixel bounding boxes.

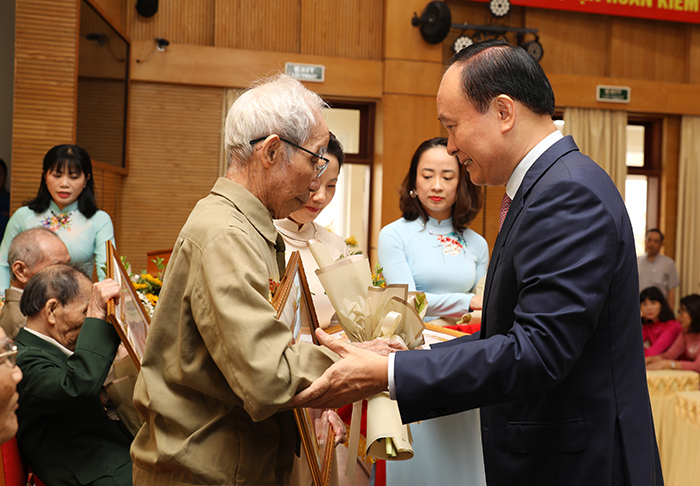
[225,74,328,167]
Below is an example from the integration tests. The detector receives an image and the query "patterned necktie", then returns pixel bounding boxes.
[274,234,286,277]
[499,193,512,232]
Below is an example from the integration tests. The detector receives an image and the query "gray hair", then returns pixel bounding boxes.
[19,263,89,318]
[8,228,62,280]
[224,74,328,167]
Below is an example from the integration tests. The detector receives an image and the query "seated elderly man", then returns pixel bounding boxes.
[0,227,70,339]
[15,264,132,486]
[0,326,22,444]
[131,74,390,485]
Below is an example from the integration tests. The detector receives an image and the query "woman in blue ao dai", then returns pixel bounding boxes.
[0,145,115,292]
[378,137,488,486]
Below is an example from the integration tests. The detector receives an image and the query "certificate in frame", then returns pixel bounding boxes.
[271,251,334,486]
[105,241,151,370]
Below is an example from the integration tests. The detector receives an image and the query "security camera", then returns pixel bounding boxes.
[156,38,170,52]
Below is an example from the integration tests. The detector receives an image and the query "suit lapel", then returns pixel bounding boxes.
[480,136,580,337]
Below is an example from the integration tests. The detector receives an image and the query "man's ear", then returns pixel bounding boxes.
[254,135,283,170]
[12,261,32,285]
[494,95,516,133]
[45,299,59,326]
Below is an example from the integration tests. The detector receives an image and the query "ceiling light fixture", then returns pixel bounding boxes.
[489,0,511,17]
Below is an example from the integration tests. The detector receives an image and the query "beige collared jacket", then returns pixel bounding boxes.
[132,178,338,485]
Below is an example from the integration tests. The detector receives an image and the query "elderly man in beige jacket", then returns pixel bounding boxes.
[131,74,372,485]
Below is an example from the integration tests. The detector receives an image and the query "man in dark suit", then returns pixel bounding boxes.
[291,39,662,485]
[15,264,132,485]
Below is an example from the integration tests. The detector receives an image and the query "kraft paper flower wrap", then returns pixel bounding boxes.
[308,241,427,480]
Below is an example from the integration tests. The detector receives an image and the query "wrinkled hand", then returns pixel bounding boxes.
[315,409,347,447]
[87,278,121,320]
[354,337,407,355]
[469,295,483,311]
[290,328,390,409]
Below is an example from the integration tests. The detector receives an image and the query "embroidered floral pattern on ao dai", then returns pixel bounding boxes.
[41,210,73,232]
[435,232,465,256]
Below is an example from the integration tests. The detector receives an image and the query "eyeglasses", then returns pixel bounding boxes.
[0,338,17,367]
[250,136,330,178]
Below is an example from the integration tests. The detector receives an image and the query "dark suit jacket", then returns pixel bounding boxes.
[16,318,132,486]
[394,136,662,485]
[0,287,25,339]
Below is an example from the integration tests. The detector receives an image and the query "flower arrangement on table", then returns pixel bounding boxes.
[120,256,165,318]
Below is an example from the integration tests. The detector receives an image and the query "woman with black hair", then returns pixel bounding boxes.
[640,286,682,357]
[0,144,115,290]
[647,294,700,372]
[377,137,487,486]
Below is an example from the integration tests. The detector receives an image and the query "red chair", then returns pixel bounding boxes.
[0,437,46,486]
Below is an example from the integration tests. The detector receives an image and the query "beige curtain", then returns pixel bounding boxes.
[562,108,627,198]
[676,116,700,297]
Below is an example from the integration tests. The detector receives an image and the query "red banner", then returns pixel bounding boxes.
[471,0,700,25]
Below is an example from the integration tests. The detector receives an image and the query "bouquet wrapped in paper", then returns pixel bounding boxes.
[308,241,427,478]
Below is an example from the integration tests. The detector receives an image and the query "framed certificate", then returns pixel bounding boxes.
[271,251,334,486]
[105,241,151,370]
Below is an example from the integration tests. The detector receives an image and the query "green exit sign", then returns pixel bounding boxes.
[596,85,631,103]
[285,63,325,83]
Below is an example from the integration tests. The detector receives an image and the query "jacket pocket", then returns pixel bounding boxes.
[73,449,131,485]
[506,418,586,454]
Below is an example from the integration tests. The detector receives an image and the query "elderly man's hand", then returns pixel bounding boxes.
[290,328,390,410]
[313,409,347,447]
[353,337,407,355]
[87,278,121,320]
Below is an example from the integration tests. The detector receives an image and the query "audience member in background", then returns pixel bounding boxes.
[15,264,131,486]
[0,326,22,444]
[377,136,488,486]
[275,132,348,327]
[647,294,700,372]
[640,286,682,357]
[0,228,70,339]
[0,158,9,241]
[378,137,488,324]
[637,229,679,305]
[0,145,115,292]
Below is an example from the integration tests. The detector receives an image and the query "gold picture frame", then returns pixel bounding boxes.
[271,251,334,486]
[105,241,151,371]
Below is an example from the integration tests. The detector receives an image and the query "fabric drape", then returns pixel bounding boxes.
[562,107,627,198]
[676,116,700,298]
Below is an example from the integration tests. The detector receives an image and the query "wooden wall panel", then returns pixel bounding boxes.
[93,164,122,242]
[120,82,223,272]
[609,16,688,83]
[76,79,126,167]
[660,115,680,260]
[300,0,383,60]
[88,0,125,32]
[380,94,442,228]
[385,0,442,62]
[11,0,78,211]
[690,25,700,84]
[528,9,610,77]
[213,0,299,51]
[125,0,215,46]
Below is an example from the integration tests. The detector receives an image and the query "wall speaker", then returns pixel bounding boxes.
[136,0,158,18]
